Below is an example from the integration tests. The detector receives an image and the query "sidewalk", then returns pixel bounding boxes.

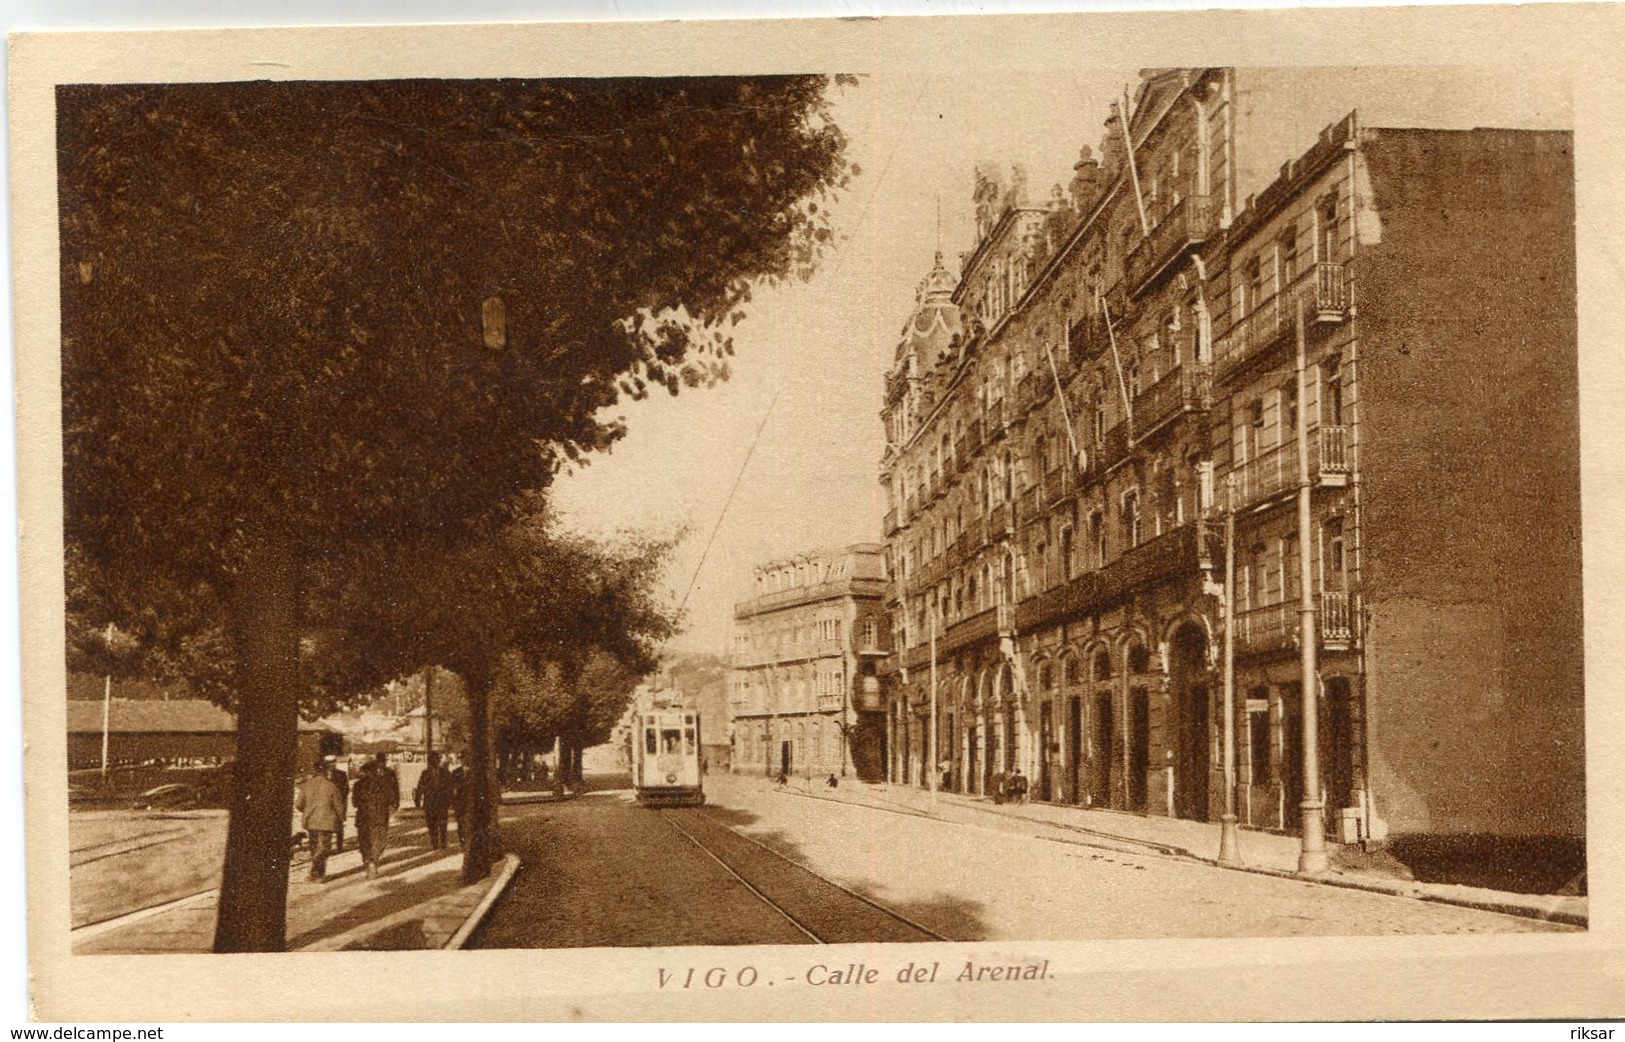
[719,772,1587,928]
[72,808,521,954]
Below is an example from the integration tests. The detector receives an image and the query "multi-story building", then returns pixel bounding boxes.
[878,68,1582,883]
[729,544,891,780]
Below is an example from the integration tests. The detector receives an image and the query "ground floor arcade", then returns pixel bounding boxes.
[883,605,1372,841]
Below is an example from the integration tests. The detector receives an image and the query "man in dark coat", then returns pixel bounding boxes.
[353,756,400,880]
[448,762,467,849]
[414,751,453,850]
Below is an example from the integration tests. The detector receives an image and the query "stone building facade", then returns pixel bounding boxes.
[730,544,891,780]
[877,67,1582,878]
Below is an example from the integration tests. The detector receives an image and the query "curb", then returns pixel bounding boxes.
[70,887,217,939]
[444,853,521,949]
[745,776,1588,929]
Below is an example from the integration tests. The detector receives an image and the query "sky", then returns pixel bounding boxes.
[547,64,1574,657]
[548,69,1141,655]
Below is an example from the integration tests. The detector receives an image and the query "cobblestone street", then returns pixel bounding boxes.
[471,774,1571,948]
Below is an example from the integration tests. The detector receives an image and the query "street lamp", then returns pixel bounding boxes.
[1218,476,1241,866]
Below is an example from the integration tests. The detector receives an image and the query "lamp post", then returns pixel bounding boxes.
[1294,303,1329,875]
[100,622,114,780]
[928,606,939,811]
[1218,476,1242,866]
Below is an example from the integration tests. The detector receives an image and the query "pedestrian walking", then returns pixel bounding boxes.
[414,751,453,850]
[295,760,344,882]
[353,755,400,879]
[327,756,350,853]
[449,763,467,849]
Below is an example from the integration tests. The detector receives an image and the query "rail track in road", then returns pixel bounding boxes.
[660,806,950,944]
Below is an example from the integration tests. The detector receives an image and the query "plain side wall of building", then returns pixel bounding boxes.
[1354,127,1582,840]
[1228,68,1573,219]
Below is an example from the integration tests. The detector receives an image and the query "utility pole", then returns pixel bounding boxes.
[1218,476,1241,865]
[928,606,939,811]
[1295,303,1329,874]
[424,667,434,760]
[100,622,113,780]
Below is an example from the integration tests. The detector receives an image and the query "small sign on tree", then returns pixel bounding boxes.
[482,295,506,350]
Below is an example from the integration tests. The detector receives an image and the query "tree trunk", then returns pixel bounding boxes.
[462,668,501,883]
[213,533,303,953]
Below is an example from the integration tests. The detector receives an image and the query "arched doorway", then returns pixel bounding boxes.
[1170,623,1211,822]
[1322,676,1357,821]
[1125,642,1151,813]
[1089,647,1114,807]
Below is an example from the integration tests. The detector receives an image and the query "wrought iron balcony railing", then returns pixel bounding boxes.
[1231,426,1350,508]
[1126,193,1218,297]
[1212,262,1351,381]
[1133,363,1211,438]
[1232,591,1361,654]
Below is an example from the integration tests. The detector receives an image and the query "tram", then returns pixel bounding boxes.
[631,707,705,806]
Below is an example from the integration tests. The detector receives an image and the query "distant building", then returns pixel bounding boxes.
[730,544,890,780]
[67,697,339,771]
[877,67,1582,884]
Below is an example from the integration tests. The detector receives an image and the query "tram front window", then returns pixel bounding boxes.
[661,729,681,754]
[684,728,696,754]
[644,729,657,754]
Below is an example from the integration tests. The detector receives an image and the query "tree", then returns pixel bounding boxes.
[60,77,850,950]
[308,498,679,880]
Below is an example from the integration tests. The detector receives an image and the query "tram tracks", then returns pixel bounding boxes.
[661,807,950,944]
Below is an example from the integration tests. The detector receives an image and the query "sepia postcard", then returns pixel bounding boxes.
[11,4,1625,1023]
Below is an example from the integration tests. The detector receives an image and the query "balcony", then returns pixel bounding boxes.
[1044,466,1068,506]
[1021,485,1041,520]
[1213,262,1352,381]
[1232,426,1349,508]
[1133,363,1210,439]
[988,501,1016,540]
[1232,592,1361,655]
[1126,193,1218,298]
[985,398,1006,438]
[883,509,899,536]
[1015,372,1037,415]
[940,606,1000,657]
[1096,422,1132,473]
[1016,524,1204,633]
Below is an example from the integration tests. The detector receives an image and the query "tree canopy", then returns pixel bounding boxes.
[58,75,852,950]
[62,74,850,620]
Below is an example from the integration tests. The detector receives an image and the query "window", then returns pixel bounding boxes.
[1066,657,1083,685]
[1040,664,1055,691]
[1244,256,1264,312]
[1248,702,1271,785]
[1122,488,1142,548]
[1089,510,1106,568]
[1127,644,1151,674]
[1323,518,1346,590]
[1126,363,1141,399]
[1280,226,1299,285]
[1318,195,1339,263]
[1092,398,1107,444]
[1093,648,1113,682]
[863,617,878,648]
[1060,524,1075,581]
[1036,540,1049,589]
[1323,360,1345,426]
